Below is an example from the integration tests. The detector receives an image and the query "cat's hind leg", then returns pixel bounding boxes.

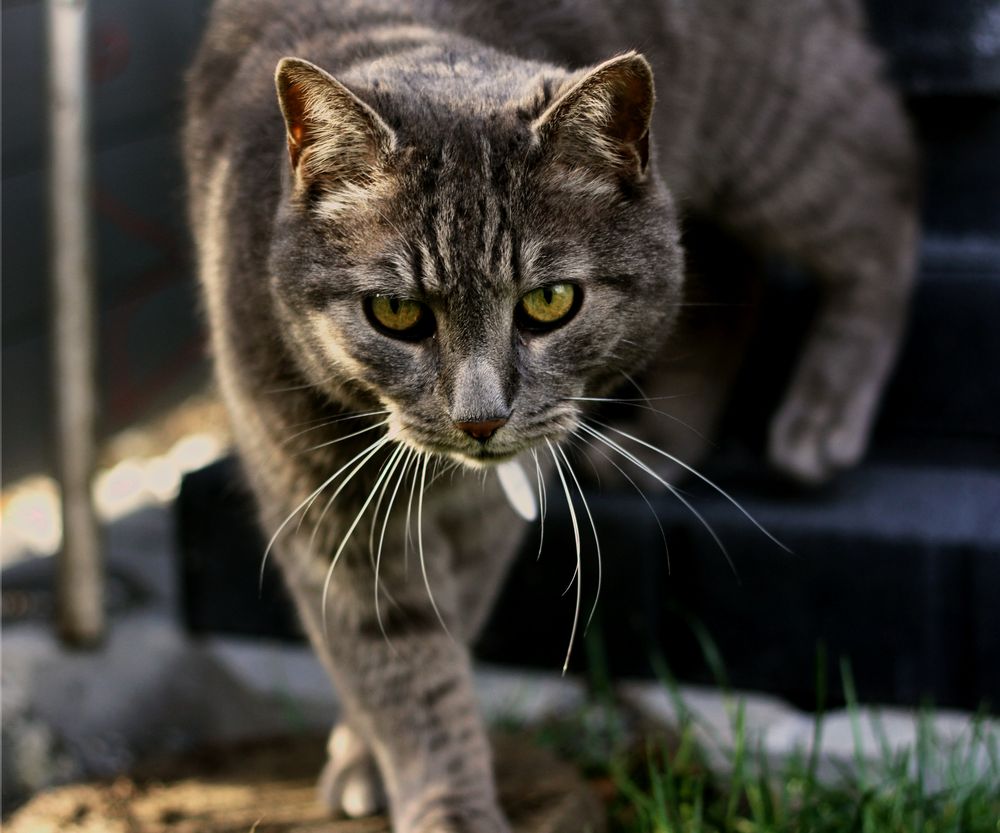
[317,721,386,819]
[713,17,919,483]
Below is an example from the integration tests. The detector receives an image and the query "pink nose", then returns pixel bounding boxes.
[454,417,508,442]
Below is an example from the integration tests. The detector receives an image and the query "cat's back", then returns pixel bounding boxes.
[187,0,864,112]
[186,0,875,206]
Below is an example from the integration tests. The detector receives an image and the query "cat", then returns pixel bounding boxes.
[184,0,917,829]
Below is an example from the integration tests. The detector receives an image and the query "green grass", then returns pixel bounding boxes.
[601,706,999,833]
[520,635,1000,833]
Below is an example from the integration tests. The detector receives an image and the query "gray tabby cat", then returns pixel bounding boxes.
[185,0,917,829]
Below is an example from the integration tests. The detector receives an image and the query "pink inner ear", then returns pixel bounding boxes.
[282,80,311,168]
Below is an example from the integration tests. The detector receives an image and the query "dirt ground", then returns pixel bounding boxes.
[6,732,606,833]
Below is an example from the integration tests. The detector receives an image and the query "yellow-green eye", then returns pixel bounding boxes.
[365,296,434,340]
[518,283,579,329]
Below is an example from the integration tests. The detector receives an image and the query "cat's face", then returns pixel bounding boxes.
[269,54,683,467]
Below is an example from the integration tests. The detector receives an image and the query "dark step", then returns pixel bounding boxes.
[909,97,1000,243]
[867,0,1000,95]
[177,454,1000,711]
[479,460,1000,711]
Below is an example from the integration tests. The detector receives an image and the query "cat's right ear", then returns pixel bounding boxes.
[275,58,396,195]
[532,52,655,188]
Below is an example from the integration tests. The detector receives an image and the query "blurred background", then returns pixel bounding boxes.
[2,0,999,819]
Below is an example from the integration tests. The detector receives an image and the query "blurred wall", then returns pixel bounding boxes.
[2,0,213,485]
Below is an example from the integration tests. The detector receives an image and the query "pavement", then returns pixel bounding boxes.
[3,498,996,815]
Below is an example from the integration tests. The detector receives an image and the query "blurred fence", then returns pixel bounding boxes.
[2,0,213,486]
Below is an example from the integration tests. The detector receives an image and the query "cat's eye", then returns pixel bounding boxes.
[365,295,435,340]
[517,283,580,331]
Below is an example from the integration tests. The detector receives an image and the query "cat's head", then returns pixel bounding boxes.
[269,51,683,467]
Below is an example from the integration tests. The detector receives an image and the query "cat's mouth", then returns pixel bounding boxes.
[417,437,524,468]
[397,432,541,469]
[426,436,565,471]
[386,409,578,468]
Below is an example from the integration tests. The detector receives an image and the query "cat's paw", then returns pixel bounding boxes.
[768,374,875,485]
[407,809,511,833]
[317,723,386,819]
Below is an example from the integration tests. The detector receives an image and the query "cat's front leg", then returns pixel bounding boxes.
[765,187,918,484]
[279,547,510,833]
[767,269,913,483]
[705,23,920,484]
[339,627,509,833]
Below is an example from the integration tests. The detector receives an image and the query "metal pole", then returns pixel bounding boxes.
[48,0,104,646]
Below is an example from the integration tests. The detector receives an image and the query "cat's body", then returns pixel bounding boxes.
[185,1,917,829]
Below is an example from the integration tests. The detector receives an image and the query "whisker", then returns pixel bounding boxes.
[262,375,338,394]
[590,419,789,553]
[568,395,686,404]
[374,447,415,649]
[294,434,392,537]
[281,410,390,445]
[368,442,406,563]
[418,452,454,639]
[373,206,409,244]
[428,458,461,488]
[578,423,738,579]
[619,369,650,405]
[565,397,708,442]
[259,432,388,592]
[573,431,671,574]
[530,450,547,561]
[320,439,403,637]
[307,435,392,555]
[403,450,421,574]
[563,435,604,487]
[546,439,582,676]
[294,418,391,455]
[556,445,602,634]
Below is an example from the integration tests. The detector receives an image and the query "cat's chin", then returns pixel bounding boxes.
[448,448,522,470]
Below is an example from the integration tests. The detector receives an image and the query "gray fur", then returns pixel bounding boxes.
[185,1,917,829]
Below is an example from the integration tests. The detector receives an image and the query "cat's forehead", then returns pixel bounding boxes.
[377,129,542,293]
[369,221,591,306]
[342,101,596,299]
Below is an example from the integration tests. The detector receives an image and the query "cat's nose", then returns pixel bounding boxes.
[453,417,508,443]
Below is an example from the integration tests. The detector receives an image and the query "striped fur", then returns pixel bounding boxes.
[185,1,917,830]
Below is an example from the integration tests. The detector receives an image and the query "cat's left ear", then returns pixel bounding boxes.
[275,57,396,194]
[533,52,654,185]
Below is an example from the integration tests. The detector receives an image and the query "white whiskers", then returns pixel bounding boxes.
[258,431,390,592]
[530,449,548,561]
[307,434,393,555]
[574,431,671,573]
[588,419,789,553]
[295,417,391,455]
[577,421,738,576]
[565,396,707,441]
[373,448,416,646]
[418,452,454,640]
[280,409,390,446]
[320,441,406,634]
[546,439,583,676]
[556,444,602,634]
